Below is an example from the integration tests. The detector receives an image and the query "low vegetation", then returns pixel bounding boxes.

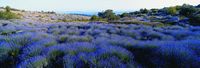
[0,21,200,67]
[190,13,200,25]
[90,9,120,22]
[90,4,200,26]
[0,6,20,20]
[0,4,200,68]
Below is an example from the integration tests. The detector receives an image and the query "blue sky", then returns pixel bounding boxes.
[0,0,199,12]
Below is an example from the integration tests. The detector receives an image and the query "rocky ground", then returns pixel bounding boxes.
[0,7,91,23]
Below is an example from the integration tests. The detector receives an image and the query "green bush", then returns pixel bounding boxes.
[120,13,129,18]
[197,4,200,8]
[150,9,158,13]
[178,4,200,25]
[165,7,177,15]
[179,4,197,17]
[90,15,102,21]
[189,13,200,25]
[0,11,20,20]
[98,9,120,21]
[140,8,149,14]
[0,6,20,20]
[5,6,11,12]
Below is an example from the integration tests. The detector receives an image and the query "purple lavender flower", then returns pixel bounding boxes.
[17,56,48,68]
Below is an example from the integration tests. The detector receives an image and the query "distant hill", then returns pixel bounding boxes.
[15,11,91,23]
[69,13,93,17]
[64,11,133,16]
[64,11,98,16]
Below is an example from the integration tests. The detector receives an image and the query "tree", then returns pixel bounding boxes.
[0,11,19,19]
[151,9,158,13]
[98,9,119,21]
[0,6,19,19]
[165,7,177,15]
[196,4,200,8]
[5,6,11,12]
[120,13,129,18]
[98,9,114,18]
[107,14,120,21]
[133,11,141,15]
[90,15,100,21]
[179,4,197,17]
[189,12,200,25]
[140,8,148,14]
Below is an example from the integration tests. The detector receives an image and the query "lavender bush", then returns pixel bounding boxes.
[0,21,200,68]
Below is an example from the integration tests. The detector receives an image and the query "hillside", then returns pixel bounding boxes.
[0,5,200,68]
[0,7,90,23]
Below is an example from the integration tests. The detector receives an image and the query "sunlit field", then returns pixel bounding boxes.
[1,0,200,68]
[0,20,200,68]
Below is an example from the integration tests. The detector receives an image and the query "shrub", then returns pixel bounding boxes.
[66,35,93,43]
[62,44,136,68]
[0,11,19,20]
[197,4,200,8]
[127,43,159,68]
[42,45,66,67]
[120,13,130,18]
[18,56,48,68]
[0,19,200,67]
[90,15,102,21]
[5,34,33,47]
[140,8,149,14]
[189,12,200,25]
[0,42,20,67]
[165,7,177,15]
[20,43,46,61]
[98,9,120,21]
[179,4,197,17]
[0,42,12,61]
[150,9,159,13]
[5,6,11,12]
[0,6,20,20]
[157,44,200,68]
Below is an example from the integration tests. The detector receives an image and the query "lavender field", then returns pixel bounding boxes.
[0,20,199,68]
[1,0,200,67]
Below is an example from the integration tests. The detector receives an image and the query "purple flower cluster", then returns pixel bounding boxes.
[0,22,200,67]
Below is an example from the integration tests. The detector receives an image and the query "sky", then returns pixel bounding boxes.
[0,0,200,12]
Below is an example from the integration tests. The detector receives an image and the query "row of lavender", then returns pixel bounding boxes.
[0,21,200,68]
